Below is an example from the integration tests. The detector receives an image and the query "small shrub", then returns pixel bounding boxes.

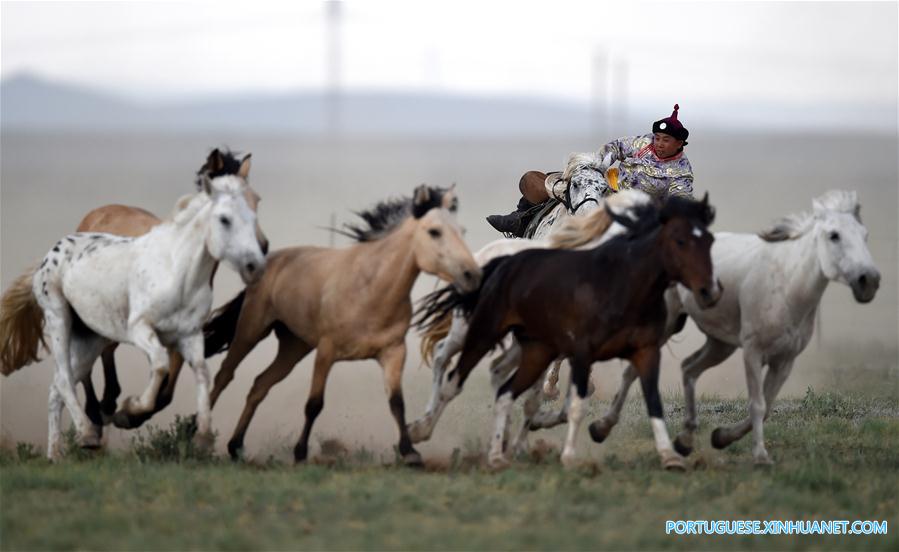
[130,415,216,463]
[15,442,41,462]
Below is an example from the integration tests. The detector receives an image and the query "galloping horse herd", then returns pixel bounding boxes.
[0,149,881,470]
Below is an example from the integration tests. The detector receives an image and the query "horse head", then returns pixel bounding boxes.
[659,192,721,309]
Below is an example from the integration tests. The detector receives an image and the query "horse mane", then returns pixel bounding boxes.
[339,186,447,243]
[548,189,652,249]
[195,148,244,188]
[759,190,859,242]
[170,193,208,225]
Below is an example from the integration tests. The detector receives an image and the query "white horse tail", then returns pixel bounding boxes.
[419,311,452,367]
[0,266,45,375]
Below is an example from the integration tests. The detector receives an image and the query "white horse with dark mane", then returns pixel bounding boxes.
[0,162,267,460]
[587,190,880,464]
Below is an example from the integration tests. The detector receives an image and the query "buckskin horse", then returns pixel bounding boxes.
[202,185,481,466]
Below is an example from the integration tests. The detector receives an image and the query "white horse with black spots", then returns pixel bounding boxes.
[0,162,267,460]
[587,190,880,464]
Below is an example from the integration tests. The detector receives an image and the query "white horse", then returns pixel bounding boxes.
[408,189,653,448]
[588,190,880,464]
[0,160,267,460]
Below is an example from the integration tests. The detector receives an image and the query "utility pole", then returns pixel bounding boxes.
[325,1,343,136]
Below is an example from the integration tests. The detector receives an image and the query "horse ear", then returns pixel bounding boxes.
[441,185,458,211]
[207,148,225,173]
[413,185,431,206]
[812,197,826,217]
[701,191,709,205]
[238,153,252,179]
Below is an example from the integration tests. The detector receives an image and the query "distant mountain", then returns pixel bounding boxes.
[0,74,594,135]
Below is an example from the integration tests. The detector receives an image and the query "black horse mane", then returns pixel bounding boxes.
[339,186,448,243]
[195,148,244,188]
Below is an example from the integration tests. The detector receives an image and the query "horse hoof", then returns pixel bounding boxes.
[293,445,309,464]
[406,421,429,444]
[79,432,102,450]
[561,452,579,470]
[662,454,687,472]
[588,420,612,443]
[673,435,694,457]
[710,427,730,450]
[487,454,510,471]
[192,431,214,451]
[227,440,244,461]
[111,410,138,430]
[403,451,424,468]
[100,400,118,418]
[753,453,774,467]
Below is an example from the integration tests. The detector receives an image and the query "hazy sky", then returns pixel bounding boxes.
[1,1,897,125]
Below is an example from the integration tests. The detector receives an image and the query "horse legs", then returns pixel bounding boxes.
[559,354,593,468]
[488,342,521,449]
[407,316,506,444]
[585,363,638,444]
[99,345,121,417]
[712,354,794,465]
[68,333,108,446]
[509,377,545,459]
[177,334,215,448]
[40,298,94,460]
[294,341,336,463]
[378,343,423,467]
[113,320,169,425]
[626,346,684,470]
[421,315,467,423]
[227,331,311,459]
[542,359,563,400]
[672,337,736,456]
[209,293,274,408]
[113,350,186,429]
[83,346,116,429]
[83,378,104,434]
[488,341,555,468]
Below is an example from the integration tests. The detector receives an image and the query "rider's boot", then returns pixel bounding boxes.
[487,197,535,236]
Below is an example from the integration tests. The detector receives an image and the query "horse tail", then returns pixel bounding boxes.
[203,291,246,357]
[418,312,452,367]
[0,267,46,376]
[414,255,510,335]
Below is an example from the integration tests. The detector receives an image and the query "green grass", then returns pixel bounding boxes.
[1,391,897,551]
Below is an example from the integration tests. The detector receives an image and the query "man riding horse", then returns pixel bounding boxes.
[487,104,694,237]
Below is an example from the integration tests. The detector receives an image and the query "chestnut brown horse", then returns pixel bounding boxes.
[416,194,720,469]
[74,149,267,433]
[203,185,480,465]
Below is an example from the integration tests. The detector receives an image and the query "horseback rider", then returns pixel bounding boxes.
[487,104,694,236]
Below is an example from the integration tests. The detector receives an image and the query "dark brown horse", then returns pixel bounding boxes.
[416,194,720,469]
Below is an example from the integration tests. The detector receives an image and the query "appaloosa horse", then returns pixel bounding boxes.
[74,149,268,433]
[0,163,267,460]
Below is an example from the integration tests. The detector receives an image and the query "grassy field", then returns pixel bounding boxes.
[1,389,897,551]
